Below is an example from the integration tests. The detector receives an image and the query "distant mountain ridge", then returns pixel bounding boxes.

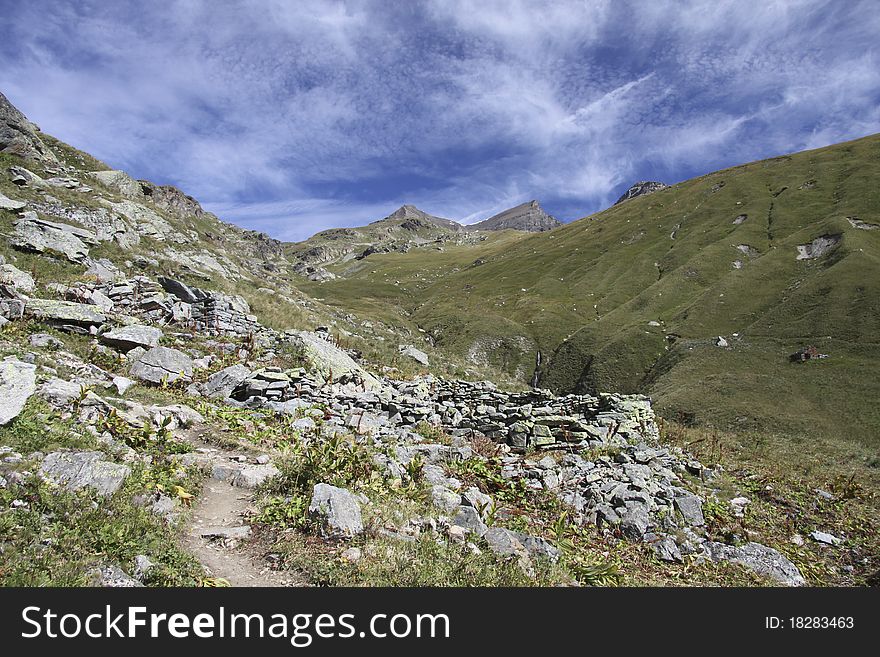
[614,180,668,205]
[466,200,562,232]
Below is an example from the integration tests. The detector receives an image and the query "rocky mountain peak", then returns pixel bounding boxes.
[0,92,58,163]
[614,180,668,205]
[467,199,562,232]
[385,204,461,231]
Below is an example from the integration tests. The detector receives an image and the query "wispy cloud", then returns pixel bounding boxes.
[1,0,878,240]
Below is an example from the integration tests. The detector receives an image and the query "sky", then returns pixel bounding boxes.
[1,0,879,241]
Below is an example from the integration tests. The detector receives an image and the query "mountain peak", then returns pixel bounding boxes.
[467,200,562,232]
[0,91,58,163]
[385,204,461,231]
[614,180,668,205]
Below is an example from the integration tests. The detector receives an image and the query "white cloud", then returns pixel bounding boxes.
[1,0,878,237]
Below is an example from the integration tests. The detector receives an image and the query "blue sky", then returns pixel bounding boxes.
[1,0,879,241]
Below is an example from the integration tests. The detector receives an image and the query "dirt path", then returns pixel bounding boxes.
[178,432,302,587]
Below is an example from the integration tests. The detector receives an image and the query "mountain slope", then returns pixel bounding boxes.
[301,134,880,459]
[284,204,486,276]
[466,200,562,232]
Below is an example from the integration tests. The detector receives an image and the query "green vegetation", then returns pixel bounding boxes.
[0,402,202,586]
[298,134,880,486]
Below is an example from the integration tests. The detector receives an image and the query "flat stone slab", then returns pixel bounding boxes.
[129,346,193,384]
[198,525,252,540]
[100,324,163,352]
[26,298,107,327]
[0,357,36,425]
[704,541,805,586]
[39,450,130,496]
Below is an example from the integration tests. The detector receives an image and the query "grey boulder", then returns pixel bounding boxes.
[100,325,163,352]
[25,298,107,328]
[129,346,193,384]
[40,451,130,496]
[703,541,806,587]
[0,357,37,424]
[201,364,252,398]
[12,212,98,263]
[309,483,364,538]
[398,344,429,366]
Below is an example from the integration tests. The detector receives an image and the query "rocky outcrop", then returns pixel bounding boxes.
[614,181,668,205]
[99,325,163,352]
[39,451,130,496]
[0,91,57,162]
[11,212,99,263]
[309,483,364,538]
[91,170,144,200]
[0,357,37,425]
[467,200,562,232]
[129,346,193,384]
[25,298,107,330]
[0,191,27,210]
[796,234,841,260]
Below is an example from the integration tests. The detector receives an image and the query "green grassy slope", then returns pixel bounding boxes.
[302,134,880,464]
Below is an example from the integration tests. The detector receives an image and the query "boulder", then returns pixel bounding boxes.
[129,346,193,384]
[0,264,34,294]
[87,564,142,587]
[39,451,130,496]
[12,212,98,263]
[703,541,806,586]
[309,483,364,538]
[431,485,462,513]
[0,91,58,162]
[289,330,381,390]
[91,170,144,199]
[210,462,279,489]
[0,191,27,211]
[451,505,488,537]
[674,492,705,526]
[37,377,83,407]
[157,276,206,304]
[0,357,37,424]
[25,298,107,329]
[202,364,253,398]
[100,325,163,352]
[399,344,429,366]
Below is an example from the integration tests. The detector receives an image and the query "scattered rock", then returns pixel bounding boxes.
[39,450,130,496]
[100,325,163,352]
[703,541,805,586]
[0,356,37,425]
[810,530,842,546]
[399,344,429,366]
[309,483,364,538]
[129,346,193,384]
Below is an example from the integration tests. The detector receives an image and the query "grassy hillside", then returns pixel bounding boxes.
[301,134,880,479]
